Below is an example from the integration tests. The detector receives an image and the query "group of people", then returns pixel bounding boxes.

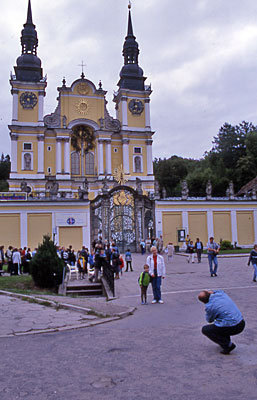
[58,240,134,283]
[0,246,35,276]
[186,236,220,277]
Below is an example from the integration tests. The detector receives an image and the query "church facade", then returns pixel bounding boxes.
[3,0,155,251]
[1,1,257,251]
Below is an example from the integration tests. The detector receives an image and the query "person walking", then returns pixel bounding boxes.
[138,264,151,305]
[187,240,195,263]
[146,246,166,304]
[207,237,220,276]
[247,244,257,282]
[195,238,203,263]
[198,290,245,354]
[166,242,174,262]
[125,249,133,271]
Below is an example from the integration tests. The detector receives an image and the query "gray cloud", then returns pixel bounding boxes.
[1,0,257,161]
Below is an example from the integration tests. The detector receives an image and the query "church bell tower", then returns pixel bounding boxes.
[9,0,47,188]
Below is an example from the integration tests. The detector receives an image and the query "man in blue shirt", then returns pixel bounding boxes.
[198,290,245,354]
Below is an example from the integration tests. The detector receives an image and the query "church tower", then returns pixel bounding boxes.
[113,3,154,193]
[9,0,47,189]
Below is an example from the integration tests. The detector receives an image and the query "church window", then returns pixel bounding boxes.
[47,167,51,174]
[114,148,118,153]
[71,152,80,175]
[134,147,141,154]
[23,143,32,150]
[47,146,51,151]
[85,152,94,175]
[134,155,142,173]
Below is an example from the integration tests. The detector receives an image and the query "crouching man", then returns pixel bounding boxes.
[198,290,245,354]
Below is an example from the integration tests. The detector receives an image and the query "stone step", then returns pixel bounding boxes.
[67,283,102,291]
[66,289,103,296]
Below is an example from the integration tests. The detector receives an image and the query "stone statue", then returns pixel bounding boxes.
[228,181,234,200]
[24,153,31,170]
[162,187,167,199]
[45,181,59,196]
[154,180,160,200]
[102,175,109,194]
[20,180,31,193]
[136,177,143,195]
[206,180,212,200]
[78,178,89,200]
[252,186,257,200]
[181,180,189,200]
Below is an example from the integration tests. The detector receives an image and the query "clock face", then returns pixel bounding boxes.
[128,99,144,115]
[20,92,38,109]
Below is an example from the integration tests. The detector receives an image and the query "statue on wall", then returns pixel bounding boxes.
[162,187,167,199]
[20,180,31,193]
[227,181,235,200]
[154,180,160,200]
[206,180,212,200]
[78,178,89,200]
[181,180,189,200]
[102,175,109,194]
[45,180,59,196]
[24,153,31,170]
[136,177,143,195]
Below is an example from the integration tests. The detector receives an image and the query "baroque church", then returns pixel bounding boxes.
[6,0,155,252]
[1,0,257,251]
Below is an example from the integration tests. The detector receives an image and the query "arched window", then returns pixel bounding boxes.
[71,152,80,175]
[134,156,142,173]
[85,152,94,175]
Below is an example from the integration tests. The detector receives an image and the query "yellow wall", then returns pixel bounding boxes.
[0,214,20,248]
[28,213,52,249]
[112,143,122,173]
[237,211,254,245]
[18,92,38,123]
[213,212,232,243]
[61,95,104,125]
[188,212,208,244]
[162,212,182,245]
[59,227,82,249]
[44,139,56,175]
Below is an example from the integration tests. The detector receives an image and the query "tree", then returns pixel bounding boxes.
[0,153,10,192]
[30,235,64,289]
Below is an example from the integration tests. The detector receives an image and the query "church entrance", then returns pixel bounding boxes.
[90,186,155,253]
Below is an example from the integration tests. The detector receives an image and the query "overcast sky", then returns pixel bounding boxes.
[1,0,257,160]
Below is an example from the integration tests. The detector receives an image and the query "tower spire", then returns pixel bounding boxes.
[14,0,43,82]
[117,3,146,91]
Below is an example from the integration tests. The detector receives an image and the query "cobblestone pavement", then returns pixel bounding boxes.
[1,252,257,400]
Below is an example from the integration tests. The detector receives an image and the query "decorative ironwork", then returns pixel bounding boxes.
[90,185,155,253]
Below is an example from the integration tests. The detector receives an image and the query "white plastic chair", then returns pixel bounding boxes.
[67,263,79,280]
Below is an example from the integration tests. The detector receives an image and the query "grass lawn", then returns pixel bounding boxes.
[202,248,251,255]
[0,270,57,296]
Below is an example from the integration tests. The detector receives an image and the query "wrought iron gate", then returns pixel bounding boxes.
[90,185,155,253]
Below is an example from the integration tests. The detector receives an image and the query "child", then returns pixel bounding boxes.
[138,264,151,305]
[119,254,124,276]
[125,249,133,271]
[77,253,86,279]
[248,244,257,282]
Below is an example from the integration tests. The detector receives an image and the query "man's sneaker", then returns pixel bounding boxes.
[141,301,145,305]
[220,343,236,355]
[152,299,157,304]
[158,299,164,304]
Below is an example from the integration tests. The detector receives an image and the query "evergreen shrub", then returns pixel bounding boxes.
[220,240,233,250]
[30,235,64,288]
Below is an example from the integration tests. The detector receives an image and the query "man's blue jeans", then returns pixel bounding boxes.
[208,254,218,275]
[252,263,257,280]
[151,276,162,301]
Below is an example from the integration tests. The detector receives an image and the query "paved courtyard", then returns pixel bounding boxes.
[1,252,257,400]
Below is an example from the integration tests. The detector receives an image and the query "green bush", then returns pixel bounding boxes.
[30,235,64,289]
[220,240,233,250]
